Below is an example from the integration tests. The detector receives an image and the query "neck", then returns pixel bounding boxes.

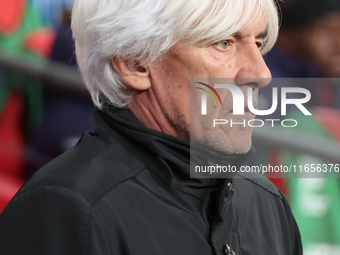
[128,89,190,141]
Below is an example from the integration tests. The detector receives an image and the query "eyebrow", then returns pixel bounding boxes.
[256,30,268,39]
[231,29,268,39]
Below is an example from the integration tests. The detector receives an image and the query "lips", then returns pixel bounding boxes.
[220,103,256,113]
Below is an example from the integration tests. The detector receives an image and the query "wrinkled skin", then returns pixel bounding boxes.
[127,15,272,153]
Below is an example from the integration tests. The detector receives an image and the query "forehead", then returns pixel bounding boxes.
[317,12,340,26]
[235,15,267,37]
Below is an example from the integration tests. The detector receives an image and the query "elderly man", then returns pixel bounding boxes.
[0,0,302,255]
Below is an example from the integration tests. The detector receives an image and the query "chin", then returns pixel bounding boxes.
[195,128,253,154]
[211,136,252,154]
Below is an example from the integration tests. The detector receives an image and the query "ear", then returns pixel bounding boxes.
[110,58,151,90]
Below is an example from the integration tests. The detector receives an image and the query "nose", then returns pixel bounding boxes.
[235,44,272,88]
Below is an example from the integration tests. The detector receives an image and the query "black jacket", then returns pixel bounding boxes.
[0,107,302,255]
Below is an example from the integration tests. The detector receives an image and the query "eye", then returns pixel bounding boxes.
[256,42,263,49]
[216,40,231,50]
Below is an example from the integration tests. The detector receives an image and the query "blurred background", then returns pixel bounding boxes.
[255,0,340,254]
[0,0,340,254]
[0,0,94,211]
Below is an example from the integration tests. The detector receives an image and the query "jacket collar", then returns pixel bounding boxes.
[95,106,254,201]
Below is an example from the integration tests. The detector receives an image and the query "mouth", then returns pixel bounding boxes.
[221,105,255,114]
[218,109,255,120]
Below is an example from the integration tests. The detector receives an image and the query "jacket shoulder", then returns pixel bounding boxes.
[0,184,111,255]
[233,173,302,255]
[20,131,147,205]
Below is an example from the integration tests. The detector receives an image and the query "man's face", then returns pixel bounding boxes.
[301,12,340,77]
[148,15,271,153]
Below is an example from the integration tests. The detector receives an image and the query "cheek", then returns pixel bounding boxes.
[314,38,331,59]
[206,58,236,78]
[305,30,332,63]
[194,48,237,78]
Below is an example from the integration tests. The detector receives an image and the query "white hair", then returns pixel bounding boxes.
[71,0,279,109]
